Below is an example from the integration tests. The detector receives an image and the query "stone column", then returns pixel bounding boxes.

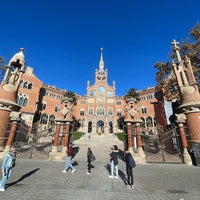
[52,121,61,152]
[0,107,11,151]
[125,120,134,153]
[176,120,192,165]
[171,40,200,165]
[62,121,72,152]
[135,120,146,160]
[4,120,18,152]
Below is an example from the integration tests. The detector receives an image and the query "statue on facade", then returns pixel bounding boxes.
[59,98,73,120]
[124,97,138,120]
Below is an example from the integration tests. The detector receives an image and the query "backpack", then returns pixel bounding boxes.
[90,154,95,161]
[128,154,136,168]
[11,159,16,168]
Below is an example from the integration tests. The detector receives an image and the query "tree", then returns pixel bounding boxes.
[62,91,77,105]
[0,56,6,82]
[124,88,140,102]
[154,23,200,101]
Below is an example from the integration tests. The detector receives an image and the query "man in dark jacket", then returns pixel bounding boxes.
[125,150,134,189]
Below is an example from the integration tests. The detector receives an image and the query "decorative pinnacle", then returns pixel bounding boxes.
[171,39,182,63]
[20,48,25,52]
[171,39,179,51]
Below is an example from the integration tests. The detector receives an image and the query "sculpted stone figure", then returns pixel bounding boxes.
[60,98,73,119]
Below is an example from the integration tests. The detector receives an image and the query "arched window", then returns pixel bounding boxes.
[23,81,28,88]
[80,108,85,116]
[17,94,29,107]
[55,105,59,112]
[40,114,48,124]
[88,107,94,116]
[28,83,33,89]
[116,109,121,116]
[41,101,47,110]
[107,107,113,116]
[96,106,105,116]
[146,117,153,127]
[19,80,24,87]
[89,91,95,97]
[97,86,105,93]
[141,117,145,127]
[49,115,55,126]
[141,106,147,114]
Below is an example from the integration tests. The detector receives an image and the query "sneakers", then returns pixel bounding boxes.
[62,170,66,173]
[127,185,131,189]
[71,169,76,174]
[109,175,113,179]
[0,188,5,192]
[114,176,118,179]
[87,172,91,175]
[131,185,135,188]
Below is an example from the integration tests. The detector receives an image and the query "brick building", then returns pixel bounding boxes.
[17,49,157,135]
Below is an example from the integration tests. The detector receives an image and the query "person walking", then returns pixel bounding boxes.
[87,147,94,175]
[125,150,135,189]
[62,143,76,174]
[0,147,17,192]
[109,145,119,179]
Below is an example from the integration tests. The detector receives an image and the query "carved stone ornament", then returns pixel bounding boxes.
[10,111,21,120]
[175,113,186,122]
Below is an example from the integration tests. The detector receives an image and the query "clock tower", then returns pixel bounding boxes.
[76,48,124,134]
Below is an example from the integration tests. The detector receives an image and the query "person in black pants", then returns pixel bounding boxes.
[87,147,92,175]
[125,150,134,189]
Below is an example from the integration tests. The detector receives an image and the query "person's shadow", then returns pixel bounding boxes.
[6,168,40,189]
[104,164,127,185]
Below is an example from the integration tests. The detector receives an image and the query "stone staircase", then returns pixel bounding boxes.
[73,133,124,162]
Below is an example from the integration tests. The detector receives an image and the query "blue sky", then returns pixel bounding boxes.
[0,0,199,96]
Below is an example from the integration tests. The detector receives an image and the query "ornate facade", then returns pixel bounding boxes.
[17,49,157,135]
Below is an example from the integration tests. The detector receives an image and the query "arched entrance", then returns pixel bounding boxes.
[96,120,104,134]
[109,121,113,133]
[88,121,92,133]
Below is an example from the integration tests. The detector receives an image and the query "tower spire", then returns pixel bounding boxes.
[99,48,104,70]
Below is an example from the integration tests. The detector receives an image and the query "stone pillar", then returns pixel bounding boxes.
[171,40,200,166]
[0,49,25,154]
[176,121,192,165]
[62,121,72,152]
[4,120,18,152]
[0,107,11,151]
[52,121,61,152]
[125,120,134,153]
[185,112,200,142]
[135,120,146,160]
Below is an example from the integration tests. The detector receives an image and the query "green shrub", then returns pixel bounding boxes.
[115,132,124,141]
[72,132,84,140]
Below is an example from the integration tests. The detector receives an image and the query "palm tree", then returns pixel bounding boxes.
[62,91,77,105]
[124,88,140,103]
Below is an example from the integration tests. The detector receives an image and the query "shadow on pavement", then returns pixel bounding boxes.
[6,168,40,188]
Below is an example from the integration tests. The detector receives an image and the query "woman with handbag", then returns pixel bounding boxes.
[87,147,95,175]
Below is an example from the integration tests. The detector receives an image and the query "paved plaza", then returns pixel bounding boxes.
[0,158,199,200]
[0,133,200,200]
